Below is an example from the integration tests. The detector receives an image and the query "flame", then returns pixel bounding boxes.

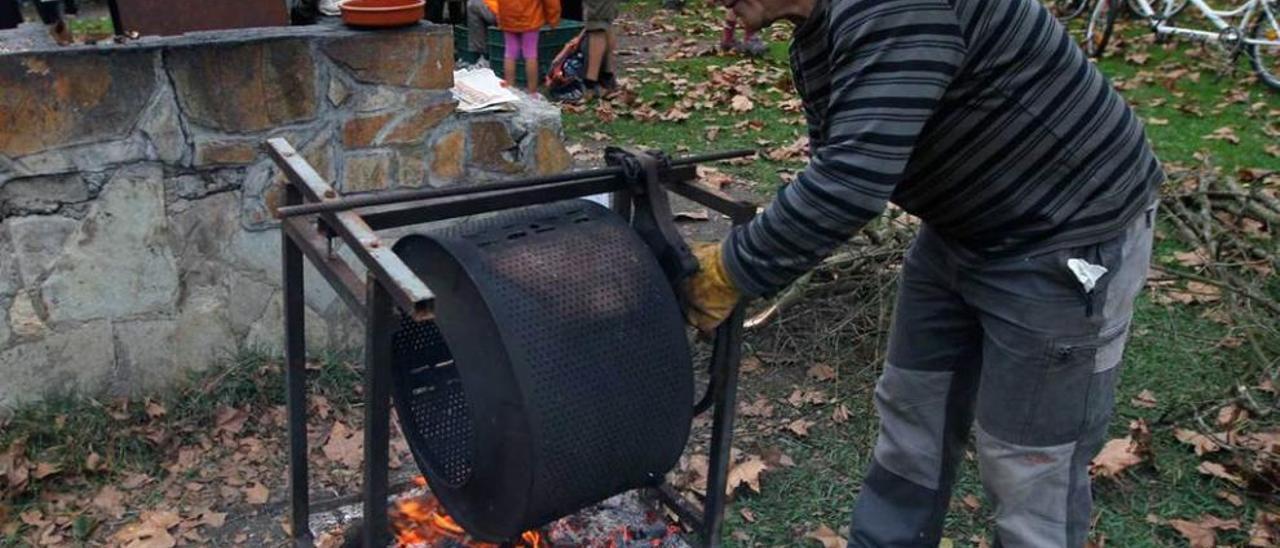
[390,476,546,548]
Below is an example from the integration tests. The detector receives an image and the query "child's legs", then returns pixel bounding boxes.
[503,31,521,86]
[521,30,539,92]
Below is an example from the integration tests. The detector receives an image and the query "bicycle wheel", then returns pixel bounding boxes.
[1055,0,1091,21]
[1249,5,1280,91]
[1086,0,1118,57]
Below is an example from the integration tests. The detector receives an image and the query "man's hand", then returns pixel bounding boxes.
[682,242,741,332]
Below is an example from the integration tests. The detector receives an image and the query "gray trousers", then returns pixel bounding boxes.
[850,203,1156,547]
[466,0,496,55]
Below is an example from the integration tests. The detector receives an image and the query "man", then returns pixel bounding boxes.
[682,0,1163,546]
[465,0,500,67]
[582,0,618,98]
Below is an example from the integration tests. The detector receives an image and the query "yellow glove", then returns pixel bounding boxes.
[682,242,741,332]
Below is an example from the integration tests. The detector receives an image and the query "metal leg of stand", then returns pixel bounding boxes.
[283,188,313,546]
[701,305,746,548]
[362,279,395,547]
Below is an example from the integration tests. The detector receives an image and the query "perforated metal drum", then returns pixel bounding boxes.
[389,199,695,541]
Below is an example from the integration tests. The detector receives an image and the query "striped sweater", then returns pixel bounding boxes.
[723,0,1164,297]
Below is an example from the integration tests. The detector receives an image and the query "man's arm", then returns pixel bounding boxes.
[722,0,967,297]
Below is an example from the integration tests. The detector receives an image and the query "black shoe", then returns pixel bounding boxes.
[600,72,619,91]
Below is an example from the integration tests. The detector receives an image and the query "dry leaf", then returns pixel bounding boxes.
[92,485,127,519]
[1250,512,1280,546]
[1216,490,1244,507]
[740,355,763,374]
[804,524,847,548]
[1168,518,1216,548]
[199,510,227,528]
[962,494,981,511]
[323,422,363,469]
[731,95,754,112]
[807,363,837,382]
[831,404,851,424]
[32,461,59,479]
[1185,281,1222,303]
[726,456,768,495]
[740,397,775,418]
[1173,249,1208,267]
[1146,117,1169,126]
[1197,461,1245,486]
[788,419,815,438]
[739,507,757,523]
[214,406,248,435]
[1090,436,1144,477]
[1217,403,1248,428]
[1174,429,1221,455]
[1131,389,1158,408]
[1203,126,1240,145]
[244,482,270,504]
[145,400,167,418]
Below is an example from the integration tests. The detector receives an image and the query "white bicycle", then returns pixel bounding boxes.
[1085,0,1280,90]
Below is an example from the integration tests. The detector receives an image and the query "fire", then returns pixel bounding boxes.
[391,476,546,548]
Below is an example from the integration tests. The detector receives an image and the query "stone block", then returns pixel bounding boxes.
[8,290,46,339]
[327,76,351,106]
[167,39,317,132]
[173,287,239,371]
[40,165,180,323]
[342,113,395,149]
[534,127,572,175]
[111,318,177,393]
[0,222,19,298]
[168,191,240,273]
[342,151,394,193]
[322,30,454,90]
[353,86,402,113]
[0,52,157,158]
[245,290,329,351]
[193,138,259,167]
[0,174,90,216]
[397,153,428,188]
[469,120,521,174]
[13,136,150,176]
[165,168,244,201]
[138,87,187,165]
[0,320,114,409]
[383,102,457,145]
[430,129,465,182]
[7,215,78,286]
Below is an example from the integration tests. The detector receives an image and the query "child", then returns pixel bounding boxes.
[720,9,764,57]
[498,0,560,94]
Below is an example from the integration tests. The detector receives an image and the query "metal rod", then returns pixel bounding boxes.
[701,304,747,548]
[282,186,313,545]
[267,138,436,321]
[281,217,367,319]
[275,149,756,219]
[362,279,395,548]
[361,175,624,231]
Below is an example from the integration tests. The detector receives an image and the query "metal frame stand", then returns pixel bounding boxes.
[269,138,756,548]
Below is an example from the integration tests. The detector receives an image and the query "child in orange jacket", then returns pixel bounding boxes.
[498,0,560,94]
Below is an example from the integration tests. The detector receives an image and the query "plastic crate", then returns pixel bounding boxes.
[454,19,583,86]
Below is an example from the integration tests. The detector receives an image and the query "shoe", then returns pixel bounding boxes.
[600,72,619,91]
[719,38,740,53]
[737,35,766,57]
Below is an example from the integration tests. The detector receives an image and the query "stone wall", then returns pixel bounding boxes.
[0,21,573,409]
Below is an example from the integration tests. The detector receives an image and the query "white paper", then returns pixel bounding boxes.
[452,67,521,113]
[1067,258,1109,293]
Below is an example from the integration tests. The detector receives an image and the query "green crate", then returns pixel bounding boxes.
[454,19,583,86]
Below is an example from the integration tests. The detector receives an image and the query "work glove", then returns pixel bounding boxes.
[682,241,741,332]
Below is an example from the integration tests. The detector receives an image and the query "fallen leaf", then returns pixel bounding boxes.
[788,419,815,438]
[32,461,59,479]
[1218,403,1248,428]
[1186,281,1222,304]
[1126,52,1151,64]
[739,397,775,418]
[739,507,757,523]
[1198,461,1245,486]
[805,524,847,548]
[244,482,270,505]
[1203,126,1240,145]
[1173,249,1208,268]
[740,356,763,374]
[1146,117,1169,126]
[199,510,227,528]
[214,406,248,435]
[1216,490,1244,507]
[831,404,851,424]
[92,485,127,519]
[323,422,363,469]
[806,363,837,382]
[1090,436,1144,477]
[1250,512,1280,546]
[726,456,768,495]
[1174,429,1221,455]
[1131,389,1158,408]
[145,400,167,418]
[1266,144,1280,158]
[731,95,754,112]
[962,494,981,511]
[1168,518,1216,548]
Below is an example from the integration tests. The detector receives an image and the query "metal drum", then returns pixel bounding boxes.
[389,199,695,541]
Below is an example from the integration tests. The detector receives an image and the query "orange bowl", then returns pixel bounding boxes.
[340,0,426,28]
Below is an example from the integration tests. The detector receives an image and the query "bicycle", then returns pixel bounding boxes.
[1051,0,1093,21]
[1085,0,1280,90]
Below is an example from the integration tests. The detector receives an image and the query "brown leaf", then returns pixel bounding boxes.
[244,482,270,505]
[787,419,815,438]
[962,494,981,511]
[739,397,775,418]
[1130,389,1158,408]
[32,461,59,480]
[806,363,837,382]
[92,485,127,519]
[740,355,763,374]
[84,451,105,472]
[696,165,735,189]
[1146,117,1169,126]
[726,456,768,495]
[831,404,851,424]
[739,507,757,523]
[1089,436,1144,477]
[730,95,754,112]
[1217,403,1248,428]
[145,400,167,418]
[1203,126,1241,145]
[1198,461,1245,486]
[1217,490,1244,507]
[787,389,827,407]
[323,422,363,469]
[1168,519,1216,548]
[1249,511,1280,546]
[1185,281,1222,304]
[199,510,227,528]
[1174,429,1221,455]
[1173,249,1208,267]
[214,406,248,435]
[804,524,847,548]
